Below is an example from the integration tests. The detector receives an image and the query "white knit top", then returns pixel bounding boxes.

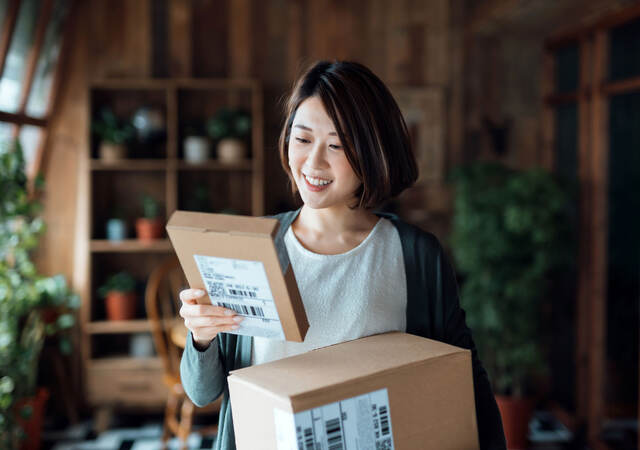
[251,217,407,366]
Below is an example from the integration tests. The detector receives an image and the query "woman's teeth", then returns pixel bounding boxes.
[304,174,333,186]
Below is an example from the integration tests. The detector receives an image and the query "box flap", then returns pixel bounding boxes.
[166,210,279,238]
[229,332,468,398]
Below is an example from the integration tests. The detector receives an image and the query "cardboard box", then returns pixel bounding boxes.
[166,210,308,342]
[228,332,479,450]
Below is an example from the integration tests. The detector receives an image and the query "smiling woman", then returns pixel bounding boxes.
[179,60,507,450]
[279,61,418,211]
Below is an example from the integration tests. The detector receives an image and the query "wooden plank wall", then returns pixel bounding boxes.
[36,0,462,286]
[30,1,463,411]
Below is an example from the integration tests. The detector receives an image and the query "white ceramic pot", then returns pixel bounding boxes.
[184,136,211,164]
[217,138,246,164]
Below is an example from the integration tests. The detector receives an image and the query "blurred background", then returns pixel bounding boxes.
[0,0,638,449]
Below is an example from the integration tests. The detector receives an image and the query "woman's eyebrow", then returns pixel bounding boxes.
[293,123,337,136]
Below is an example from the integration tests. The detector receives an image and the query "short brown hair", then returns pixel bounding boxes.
[278,60,418,210]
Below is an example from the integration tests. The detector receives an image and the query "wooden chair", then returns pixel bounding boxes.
[145,256,221,449]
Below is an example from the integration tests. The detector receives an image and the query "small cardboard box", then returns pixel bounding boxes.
[228,332,479,450]
[166,210,308,342]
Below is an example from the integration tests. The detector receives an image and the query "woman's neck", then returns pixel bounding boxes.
[294,204,379,236]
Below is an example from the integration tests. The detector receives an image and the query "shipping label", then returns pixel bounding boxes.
[194,254,285,339]
[274,388,395,450]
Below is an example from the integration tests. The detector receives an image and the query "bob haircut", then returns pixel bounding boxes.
[278,60,419,210]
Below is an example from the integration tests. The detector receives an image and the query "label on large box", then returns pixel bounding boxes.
[194,254,285,339]
[274,388,395,450]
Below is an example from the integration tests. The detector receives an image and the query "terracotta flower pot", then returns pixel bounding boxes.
[105,291,136,320]
[495,395,534,450]
[99,142,127,163]
[135,218,164,241]
[14,387,49,450]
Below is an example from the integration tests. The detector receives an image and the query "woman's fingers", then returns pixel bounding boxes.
[180,303,236,318]
[179,288,205,304]
[185,315,244,328]
[179,288,236,317]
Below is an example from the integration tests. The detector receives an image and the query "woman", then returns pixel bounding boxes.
[179,60,506,449]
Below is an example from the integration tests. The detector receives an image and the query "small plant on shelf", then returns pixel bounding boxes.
[135,195,163,241]
[98,272,137,321]
[206,108,251,164]
[92,108,135,163]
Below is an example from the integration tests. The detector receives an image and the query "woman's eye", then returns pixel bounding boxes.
[329,144,342,150]
[295,137,310,144]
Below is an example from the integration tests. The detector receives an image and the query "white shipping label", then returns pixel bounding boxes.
[274,388,395,450]
[194,254,285,339]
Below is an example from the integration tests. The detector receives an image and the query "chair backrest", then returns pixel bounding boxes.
[145,255,186,377]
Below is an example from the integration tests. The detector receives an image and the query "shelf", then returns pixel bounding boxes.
[91,159,167,171]
[89,356,162,370]
[176,159,253,171]
[91,78,258,90]
[90,239,173,253]
[86,320,153,334]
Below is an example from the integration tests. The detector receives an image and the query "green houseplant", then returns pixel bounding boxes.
[135,195,163,241]
[92,108,135,162]
[206,108,251,163]
[98,272,137,321]
[0,139,79,449]
[449,162,573,449]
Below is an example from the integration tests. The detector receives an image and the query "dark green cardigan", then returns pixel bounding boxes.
[180,208,507,449]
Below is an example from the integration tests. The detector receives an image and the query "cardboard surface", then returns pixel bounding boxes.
[228,332,480,450]
[166,210,308,342]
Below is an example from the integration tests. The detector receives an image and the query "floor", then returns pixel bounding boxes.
[42,416,217,450]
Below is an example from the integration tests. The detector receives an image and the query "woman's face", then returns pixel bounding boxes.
[287,96,361,210]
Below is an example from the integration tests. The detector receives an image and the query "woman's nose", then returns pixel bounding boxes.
[306,141,328,167]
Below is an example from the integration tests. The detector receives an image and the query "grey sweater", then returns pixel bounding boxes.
[180,208,507,450]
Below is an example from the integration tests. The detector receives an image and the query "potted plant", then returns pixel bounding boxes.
[449,162,573,450]
[92,108,135,163]
[98,272,137,321]
[206,108,251,164]
[135,195,163,241]
[182,120,211,164]
[0,139,80,450]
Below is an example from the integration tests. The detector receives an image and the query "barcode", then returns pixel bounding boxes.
[228,288,257,298]
[379,405,390,436]
[303,427,314,450]
[219,302,264,317]
[325,417,343,450]
[206,281,224,297]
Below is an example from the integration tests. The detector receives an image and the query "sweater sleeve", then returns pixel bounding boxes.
[179,331,227,407]
[439,246,507,450]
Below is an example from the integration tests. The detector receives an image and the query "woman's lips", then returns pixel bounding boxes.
[303,174,332,192]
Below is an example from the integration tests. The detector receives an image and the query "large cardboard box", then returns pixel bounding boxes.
[166,210,308,342]
[228,332,479,450]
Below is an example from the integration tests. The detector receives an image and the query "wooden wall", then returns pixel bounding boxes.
[36,0,464,286]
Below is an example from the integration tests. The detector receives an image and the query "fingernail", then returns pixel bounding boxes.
[231,325,239,330]
[224,310,235,316]
[193,289,205,297]
[233,316,244,323]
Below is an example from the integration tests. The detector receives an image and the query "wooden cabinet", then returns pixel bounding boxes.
[81,78,263,409]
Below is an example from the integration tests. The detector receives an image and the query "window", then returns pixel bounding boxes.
[0,0,72,179]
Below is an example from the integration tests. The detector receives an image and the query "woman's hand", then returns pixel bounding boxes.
[179,288,244,349]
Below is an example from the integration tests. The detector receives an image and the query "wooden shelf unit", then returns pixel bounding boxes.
[81,78,264,409]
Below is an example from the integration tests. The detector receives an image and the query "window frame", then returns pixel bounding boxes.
[0,0,76,184]
[543,4,640,449]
